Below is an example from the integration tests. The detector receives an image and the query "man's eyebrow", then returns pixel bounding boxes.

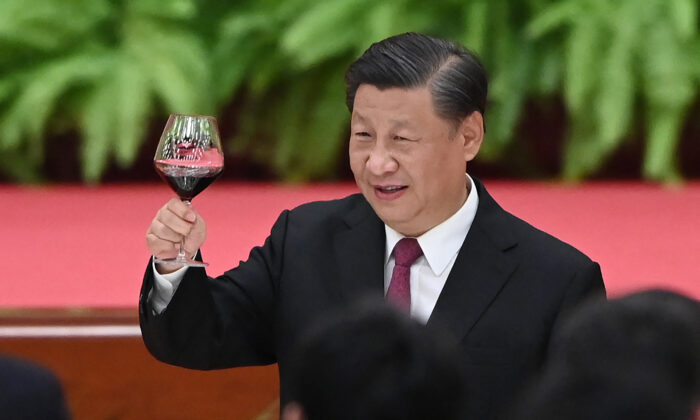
[351,113,414,129]
[351,113,368,124]
[388,118,412,129]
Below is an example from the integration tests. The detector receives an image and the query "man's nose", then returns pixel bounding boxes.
[366,142,398,175]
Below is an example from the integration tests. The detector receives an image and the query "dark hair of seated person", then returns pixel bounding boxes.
[284,298,468,420]
[510,289,700,420]
[550,289,700,403]
[512,366,693,420]
[0,354,71,420]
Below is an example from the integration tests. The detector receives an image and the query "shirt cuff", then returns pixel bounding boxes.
[148,257,189,314]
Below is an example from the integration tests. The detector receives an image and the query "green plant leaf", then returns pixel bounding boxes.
[0,77,19,105]
[0,0,111,52]
[643,106,684,182]
[461,0,489,54]
[481,0,534,160]
[281,0,373,68]
[0,50,109,152]
[563,19,602,113]
[596,33,635,148]
[484,42,533,160]
[126,0,197,20]
[81,73,117,182]
[1,0,698,184]
[127,22,212,114]
[526,0,578,38]
[113,56,152,167]
[562,113,601,180]
[292,66,349,180]
[212,11,277,103]
[669,0,697,38]
[532,44,563,95]
[0,149,42,182]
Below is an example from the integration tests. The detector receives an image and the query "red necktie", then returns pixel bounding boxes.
[387,238,423,313]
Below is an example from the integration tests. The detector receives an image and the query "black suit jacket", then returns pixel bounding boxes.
[140,178,605,419]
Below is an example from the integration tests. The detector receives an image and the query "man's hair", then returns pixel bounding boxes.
[287,298,467,420]
[0,355,71,420]
[512,289,700,420]
[513,367,694,420]
[550,289,700,401]
[345,32,488,127]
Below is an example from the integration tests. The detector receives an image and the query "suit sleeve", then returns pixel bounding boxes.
[139,210,290,370]
[547,261,606,353]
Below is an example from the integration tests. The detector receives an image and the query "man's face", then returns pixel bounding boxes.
[349,84,482,237]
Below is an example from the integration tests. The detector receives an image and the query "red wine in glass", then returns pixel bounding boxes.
[155,156,223,201]
[153,114,224,267]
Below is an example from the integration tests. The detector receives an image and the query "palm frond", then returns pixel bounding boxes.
[526,0,579,38]
[669,0,697,38]
[0,0,110,52]
[461,0,490,55]
[281,0,374,68]
[112,56,152,167]
[1,0,698,183]
[643,106,685,182]
[0,50,109,154]
[81,71,118,182]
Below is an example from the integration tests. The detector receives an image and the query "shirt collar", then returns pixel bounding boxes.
[384,174,480,276]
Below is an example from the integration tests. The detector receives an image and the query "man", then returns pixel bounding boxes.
[141,32,605,419]
[282,298,467,420]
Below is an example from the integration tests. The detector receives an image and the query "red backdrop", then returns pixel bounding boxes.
[1,180,699,308]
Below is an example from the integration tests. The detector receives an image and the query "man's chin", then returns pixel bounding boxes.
[373,210,415,233]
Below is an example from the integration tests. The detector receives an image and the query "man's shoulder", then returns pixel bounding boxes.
[476,181,595,267]
[501,209,594,265]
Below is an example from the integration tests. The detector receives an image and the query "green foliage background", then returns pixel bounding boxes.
[0,0,698,183]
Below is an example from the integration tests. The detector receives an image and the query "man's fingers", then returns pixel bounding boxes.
[157,207,195,237]
[165,198,197,223]
[146,199,206,258]
[149,218,187,243]
[146,232,197,260]
[146,232,178,258]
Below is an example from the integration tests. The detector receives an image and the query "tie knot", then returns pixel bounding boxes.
[393,238,423,267]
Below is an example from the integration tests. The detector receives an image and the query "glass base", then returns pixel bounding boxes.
[154,257,208,268]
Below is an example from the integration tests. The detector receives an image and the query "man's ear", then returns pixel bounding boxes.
[459,111,484,162]
[281,402,306,420]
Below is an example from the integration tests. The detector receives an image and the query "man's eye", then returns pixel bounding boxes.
[355,132,371,137]
[395,135,412,141]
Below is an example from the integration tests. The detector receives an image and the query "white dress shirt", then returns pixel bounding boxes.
[150,175,479,321]
[384,174,478,324]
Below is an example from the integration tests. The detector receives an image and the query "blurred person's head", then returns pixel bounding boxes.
[0,354,71,420]
[512,289,700,420]
[513,367,694,420]
[282,298,467,420]
[345,33,488,236]
[551,289,700,402]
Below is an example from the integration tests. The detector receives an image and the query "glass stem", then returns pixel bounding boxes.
[178,200,192,261]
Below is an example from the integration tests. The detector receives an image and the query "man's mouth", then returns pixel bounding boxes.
[375,185,407,193]
[373,185,408,200]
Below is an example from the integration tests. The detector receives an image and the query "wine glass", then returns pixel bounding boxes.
[153,114,224,267]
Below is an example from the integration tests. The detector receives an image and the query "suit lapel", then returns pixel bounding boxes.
[426,179,519,341]
[333,195,386,301]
